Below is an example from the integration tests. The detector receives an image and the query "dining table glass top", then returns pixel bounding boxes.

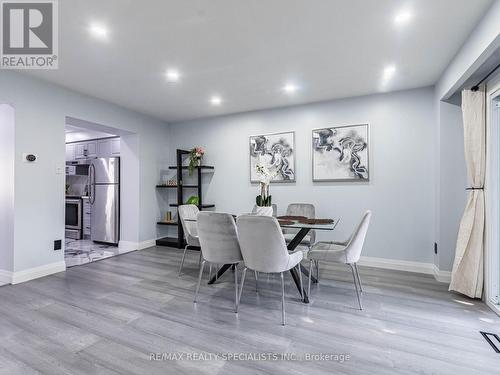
[277,219,338,231]
[184,215,339,231]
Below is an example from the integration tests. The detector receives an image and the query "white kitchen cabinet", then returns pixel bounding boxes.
[86,141,97,158]
[111,138,120,155]
[65,143,75,161]
[97,138,120,158]
[75,141,97,159]
[75,143,85,159]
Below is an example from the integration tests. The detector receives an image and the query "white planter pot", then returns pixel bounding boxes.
[253,206,273,216]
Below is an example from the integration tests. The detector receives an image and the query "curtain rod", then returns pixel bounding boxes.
[471,62,500,91]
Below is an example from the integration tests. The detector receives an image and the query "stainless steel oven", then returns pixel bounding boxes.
[65,198,82,239]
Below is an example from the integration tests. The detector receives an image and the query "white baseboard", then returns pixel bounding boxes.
[138,239,156,250]
[11,261,66,285]
[0,269,12,286]
[118,240,139,254]
[432,264,452,283]
[118,239,156,254]
[358,256,451,283]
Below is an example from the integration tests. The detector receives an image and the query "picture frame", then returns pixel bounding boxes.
[249,131,296,183]
[312,124,370,181]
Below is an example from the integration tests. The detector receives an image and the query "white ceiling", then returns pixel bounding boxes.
[27,0,493,123]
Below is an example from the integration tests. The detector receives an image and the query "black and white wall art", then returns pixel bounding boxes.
[249,131,295,182]
[312,124,369,181]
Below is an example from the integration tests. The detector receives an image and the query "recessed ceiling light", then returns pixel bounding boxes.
[394,10,412,25]
[282,83,299,94]
[165,69,180,83]
[210,96,222,106]
[383,65,396,80]
[89,23,108,39]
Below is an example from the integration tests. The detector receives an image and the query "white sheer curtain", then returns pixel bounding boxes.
[449,88,486,298]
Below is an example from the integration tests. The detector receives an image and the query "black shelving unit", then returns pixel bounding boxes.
[156,149,214,248]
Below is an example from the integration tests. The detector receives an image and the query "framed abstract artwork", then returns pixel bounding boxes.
[249,131,295,182]
[312,124,370,181]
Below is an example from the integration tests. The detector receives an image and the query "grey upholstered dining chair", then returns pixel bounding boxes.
[194,212,244,312]
[282,203,316,251]
[307,210,372,310]
[178,204,201,276]
[236,215,303,325]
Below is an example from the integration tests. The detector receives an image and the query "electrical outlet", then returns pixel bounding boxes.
[434,242,438,254]
[54,239,62,251]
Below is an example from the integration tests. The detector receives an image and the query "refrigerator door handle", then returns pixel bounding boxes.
[89,164,96,204]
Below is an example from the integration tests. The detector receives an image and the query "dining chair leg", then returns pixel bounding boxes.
[280,272,286,326]
[234,264,239,313]
[308,260,313,298]
[194,260,206,303]
[254,271,259,292]
[178,245,189,276]
[349,264,363,310]
[354,263,363,293]
[297,264,303,298]
[208,264,212,280]
[239,267,247,303]
[315,260,320,282]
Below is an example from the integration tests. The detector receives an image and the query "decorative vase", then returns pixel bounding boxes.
[253,206,273,216]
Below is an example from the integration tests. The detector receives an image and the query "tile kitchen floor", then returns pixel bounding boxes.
[64,239,119,267]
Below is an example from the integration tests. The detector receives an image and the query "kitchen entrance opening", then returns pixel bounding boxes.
[64,116,133,267]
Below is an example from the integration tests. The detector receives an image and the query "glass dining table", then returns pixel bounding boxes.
[185,216,339,303]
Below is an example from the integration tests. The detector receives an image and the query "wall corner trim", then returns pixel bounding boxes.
[432,264,452,284]
[0,269,12,286]
[11,261,66,285]
[358,256,451,283]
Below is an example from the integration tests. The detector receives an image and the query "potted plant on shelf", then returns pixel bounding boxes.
[188,146,205,175]
[254,163,278,216]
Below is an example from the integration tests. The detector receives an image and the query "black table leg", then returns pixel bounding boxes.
[207,263,232,285]
[287,227,311,303]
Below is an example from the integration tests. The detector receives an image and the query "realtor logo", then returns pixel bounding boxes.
[1,0,58,69]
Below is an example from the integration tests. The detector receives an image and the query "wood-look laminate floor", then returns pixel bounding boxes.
[0,246,498,375]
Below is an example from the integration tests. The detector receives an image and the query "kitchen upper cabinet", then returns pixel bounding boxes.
[68,138,119,160]
[75,141,97,159]
[65,143,75,161]
[111,138,120,155]
[97,138,120,158]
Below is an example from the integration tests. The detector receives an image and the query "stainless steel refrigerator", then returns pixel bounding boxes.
[89,157,120,244]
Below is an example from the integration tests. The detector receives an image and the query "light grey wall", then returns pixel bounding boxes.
[170,87,436,264]
[0,104,15,273]
[0,71,171,273]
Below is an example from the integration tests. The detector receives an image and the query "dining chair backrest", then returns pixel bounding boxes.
[178,204,199,245]
[236,215,294,273]
[286,203,315,219]
[283,203,316,241]
[197,212,243,264]
[344,210,372,263]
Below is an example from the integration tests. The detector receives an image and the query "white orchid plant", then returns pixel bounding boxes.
[255,163,279,206]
